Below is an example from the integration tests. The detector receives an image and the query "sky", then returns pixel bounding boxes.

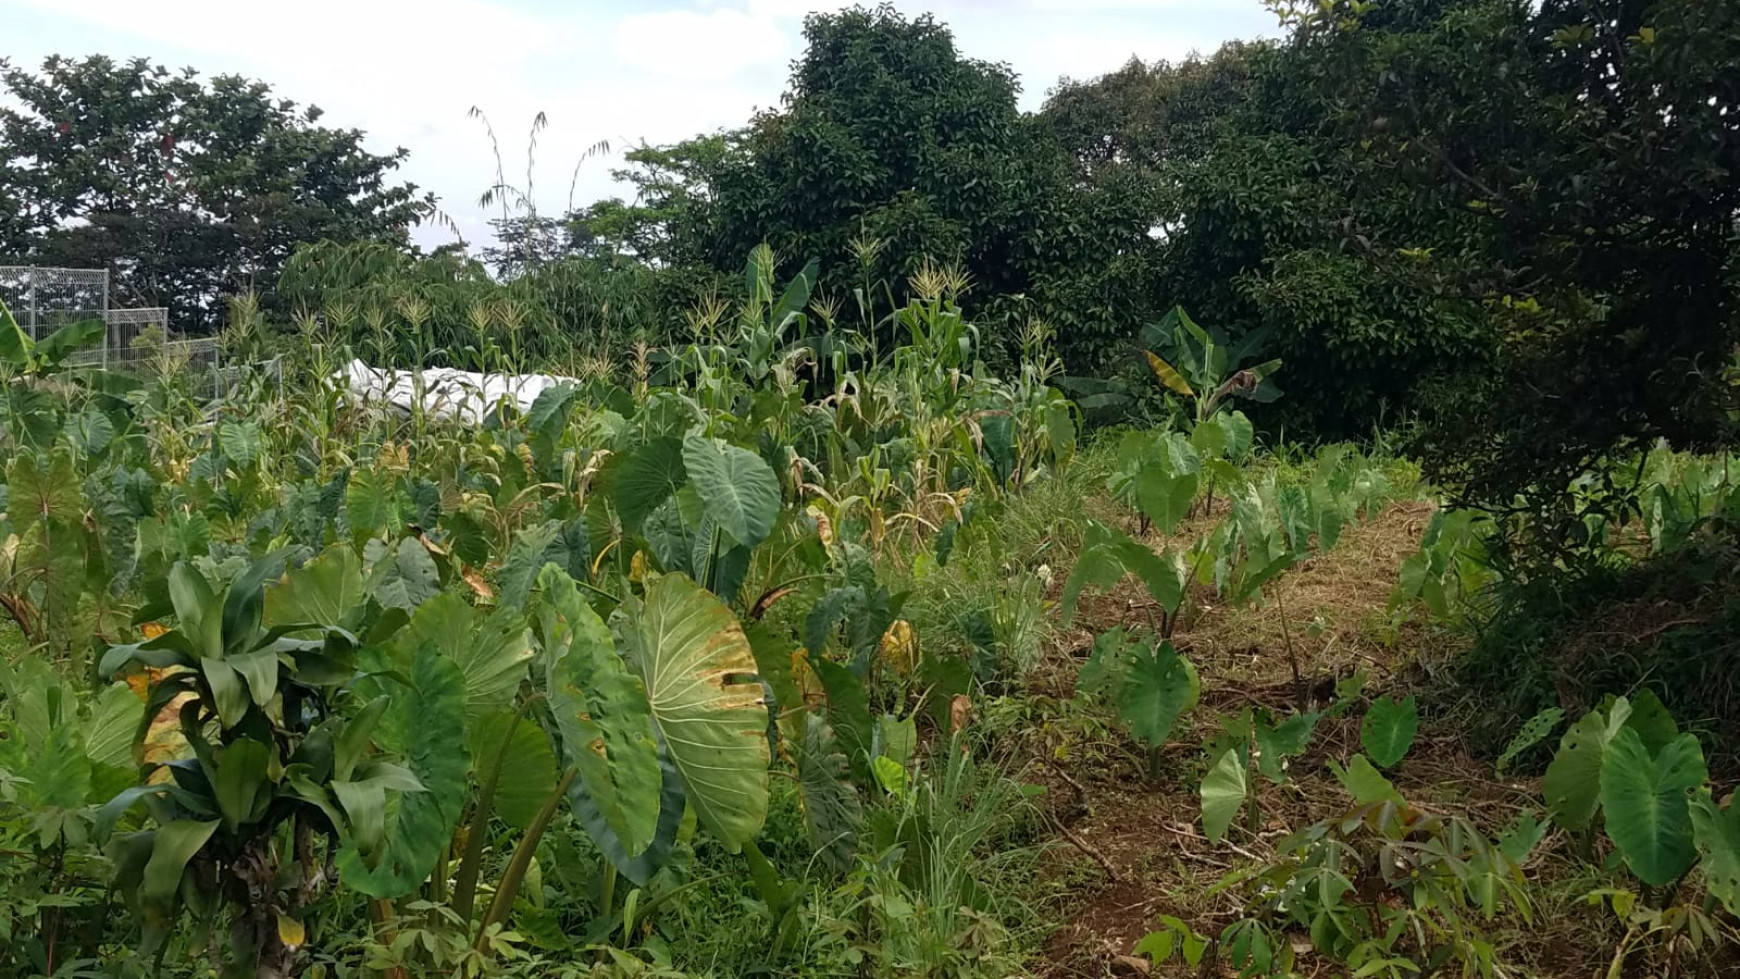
[3,0,1281,249]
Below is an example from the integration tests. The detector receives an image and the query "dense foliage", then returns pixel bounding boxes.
[2,3,1738,977]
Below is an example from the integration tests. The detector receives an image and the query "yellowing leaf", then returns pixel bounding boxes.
[277,914,306,948]
[461,567,495,602]
[1145,351,1195,398]
[806,505,834,545]
[879,620,918,677]
[140,622,169,640]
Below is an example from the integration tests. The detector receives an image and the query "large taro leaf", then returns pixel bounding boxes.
[1599,727,1707,887]
[1116,641,1199,749]
[682,435,781,549]
[265,545,363,630]
[365,537,439,611]
[1690,788,1740,916]
[467,711,559,832]
[613,437,687,533]
[537,566,662,859]
[337,647,469,898]
[399,592,532,722]
[1135,466,1198,535]
[623,573,769,851]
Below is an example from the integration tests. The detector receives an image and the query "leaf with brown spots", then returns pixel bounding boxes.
[624,573,769,851]
[538,565,660,857]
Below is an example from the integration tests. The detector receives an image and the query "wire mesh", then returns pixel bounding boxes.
[0,266,110,339]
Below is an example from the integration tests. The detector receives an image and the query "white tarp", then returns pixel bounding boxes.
[340,358,575,425]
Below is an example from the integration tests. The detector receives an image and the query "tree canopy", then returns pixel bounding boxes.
[0,55,433,330]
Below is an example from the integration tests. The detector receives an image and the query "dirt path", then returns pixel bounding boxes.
[1027,501,1523,978]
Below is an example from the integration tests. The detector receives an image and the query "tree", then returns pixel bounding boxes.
[1045,0,1740,509]
[0,55,433,332]
[1246,0,1740,514]
[607,4,1154,363]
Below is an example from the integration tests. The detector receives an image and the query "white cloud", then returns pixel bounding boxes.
[613,8,790,80]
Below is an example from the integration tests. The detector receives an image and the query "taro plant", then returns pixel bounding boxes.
[1199,706,1321,844]
[1210,798,1539,979]
[1075,627,1201,779]
[1538,692,1740,975]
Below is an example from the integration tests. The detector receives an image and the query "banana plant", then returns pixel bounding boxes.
[0,298,106,379]
[1141,306,1281,427]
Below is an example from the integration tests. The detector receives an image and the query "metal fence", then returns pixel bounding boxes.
[1,265,284,399]
[0,266,111,339]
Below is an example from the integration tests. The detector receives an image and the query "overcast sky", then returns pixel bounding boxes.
[5,0,1280,249]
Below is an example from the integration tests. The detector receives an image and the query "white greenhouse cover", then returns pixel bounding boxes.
[341,359,575,425]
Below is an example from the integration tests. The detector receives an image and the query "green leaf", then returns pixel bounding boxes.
[346,468,399,543]
[682,435,781,549]
[337,648,469,898]
[1060,522,1129,627]
[142,819,219,903]
[227,649,280,708]
[0,297,36,368]
[1689,789,1740,916]
[1217,411,1255,460]
[1135,467,1198,534]
[1623,689,1679,755]
[1497,707,1564,774]
[467,711,559,832]
[1117,641,1199,749]
[812,656,873,781]
[202,657,251,728]
[623,573,769,851]
[212,738,272,832]
[32,317,104,368]
[404,592,532,721]
[1599,728,1706,887]
[265,545,364,630]
[84,682,145,771]
[1360,696,1418,769]
[1498,810,1549,865]
[497,520,561,611]
[539,566,662,856]
[795,713,860,872]
[1201,748,1247,843]
[526,383,580,435]
[367,537,440,611]
[1544,699,1632,833]
[218,421,263,468]
[1118,540,1188,615]
[1256,711,1319,783]
[613,437,687,533]
[1329,754,1403,805]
